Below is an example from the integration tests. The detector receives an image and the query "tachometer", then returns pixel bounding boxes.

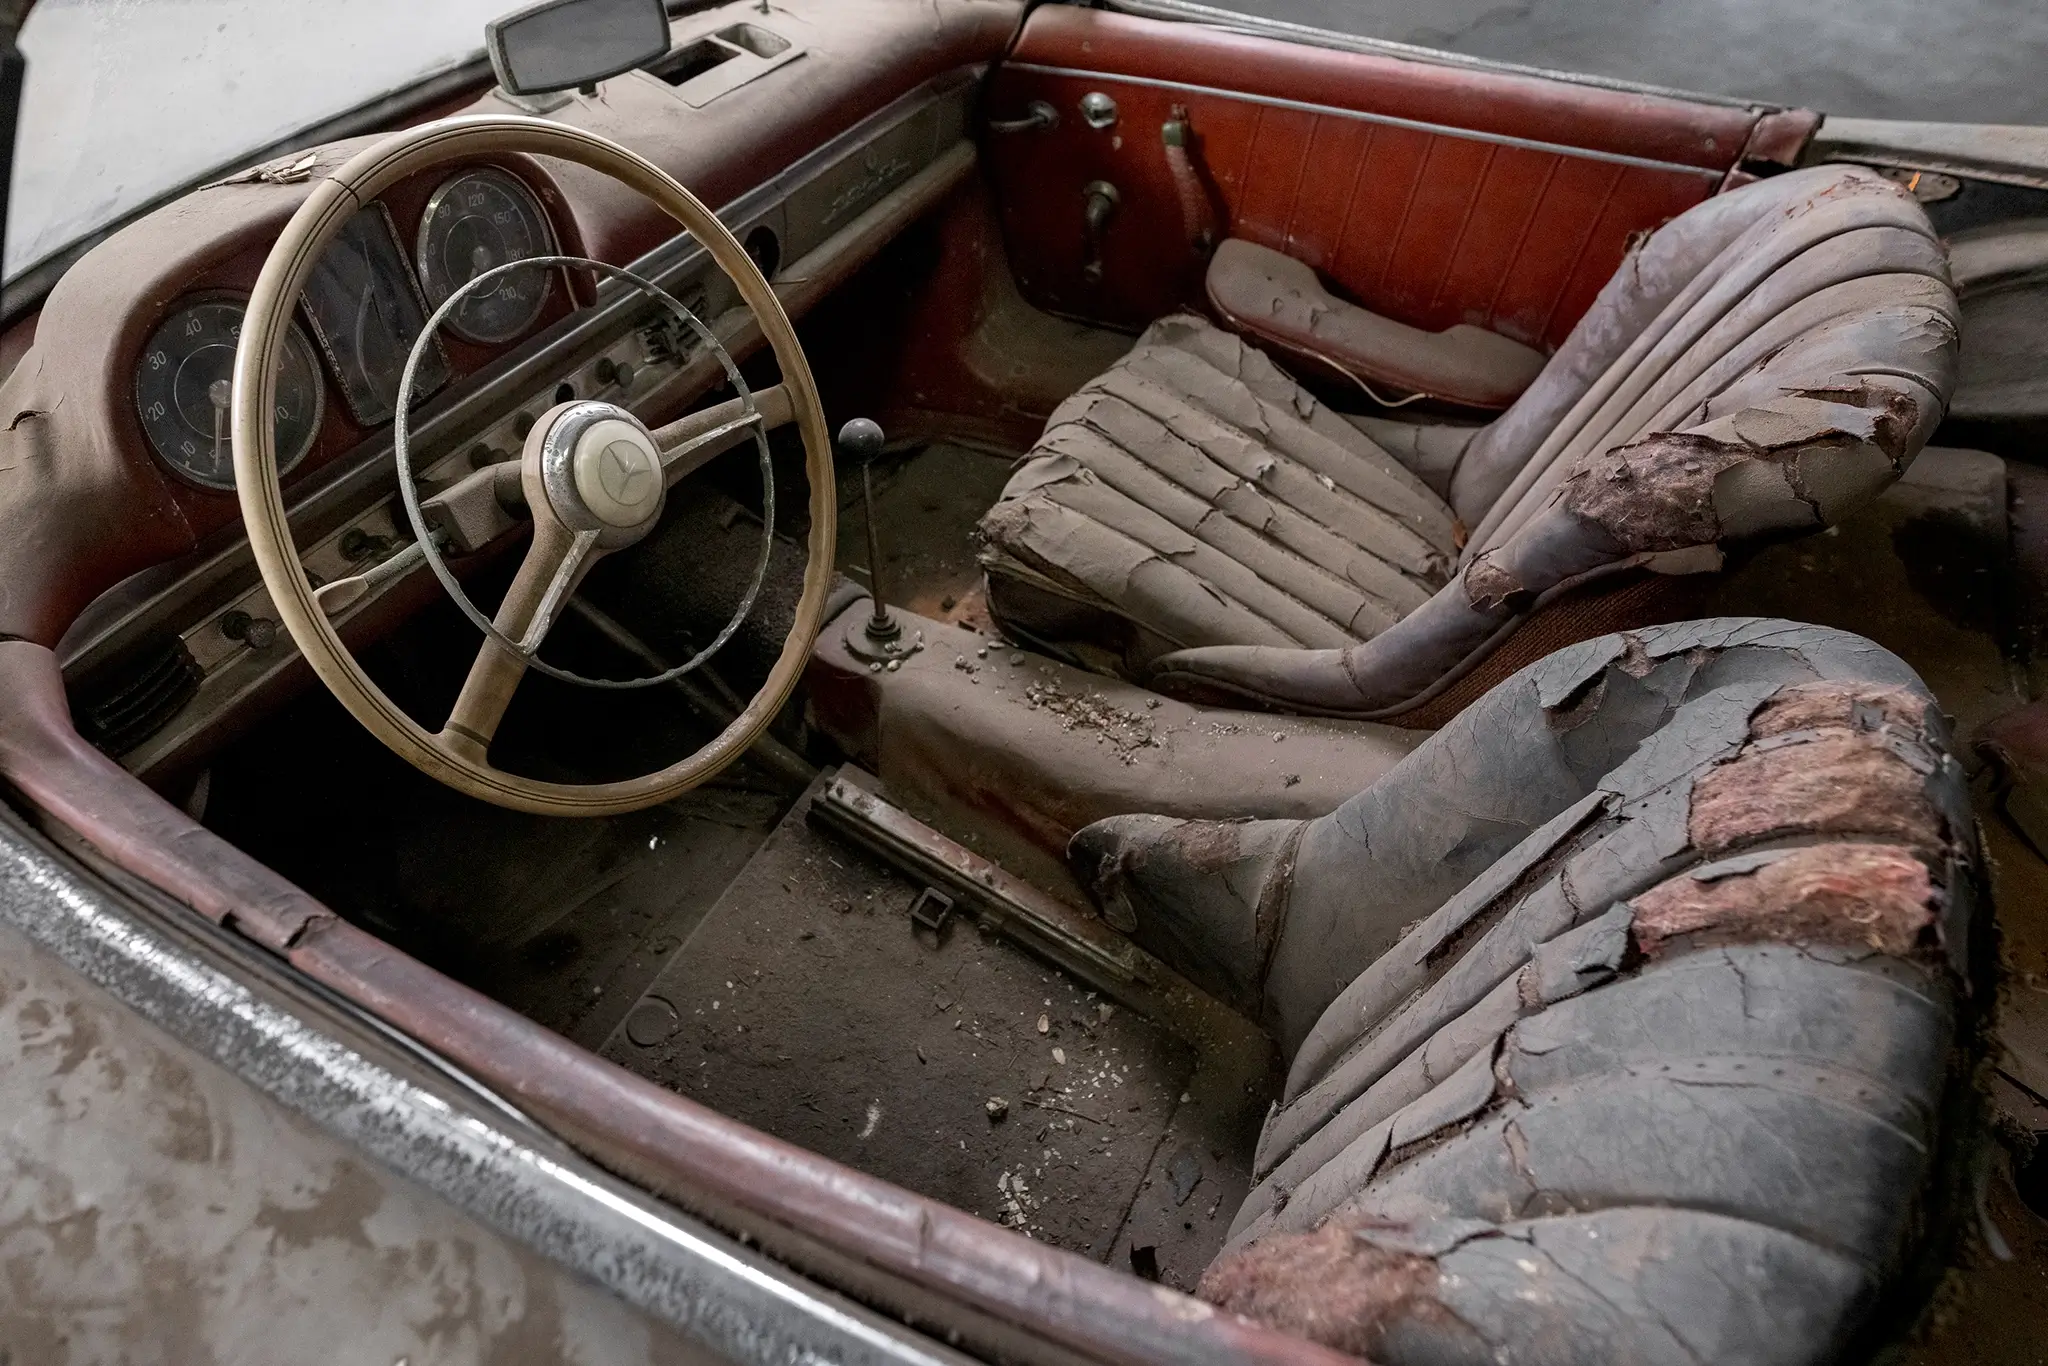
[133,296,324,490]
[415,167,557,345]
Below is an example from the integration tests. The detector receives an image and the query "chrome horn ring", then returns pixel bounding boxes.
[391,252,776,689]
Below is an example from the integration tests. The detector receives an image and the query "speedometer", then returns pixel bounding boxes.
[415,167,557,345]
[133,295,324,491]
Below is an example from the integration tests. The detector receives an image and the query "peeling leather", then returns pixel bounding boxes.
[1097,168,1960,719]
[981,314,1462,667]
[1067,619,1983,1363]
[1689,731,1946,857]
[1195,1214,1458,1360]
[1750,678,1932,737]
[1069,813,1301,1016]
[1562,431,1759,552]
[1459,554,1529,612]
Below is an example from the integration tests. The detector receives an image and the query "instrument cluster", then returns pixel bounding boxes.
[132,166,558,491]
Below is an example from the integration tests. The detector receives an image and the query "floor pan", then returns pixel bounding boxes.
[597,774,1275,1288]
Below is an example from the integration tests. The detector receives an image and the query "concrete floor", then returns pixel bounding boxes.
[1195,0,2048,123]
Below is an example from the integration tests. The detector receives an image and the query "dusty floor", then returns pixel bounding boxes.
[201,593,805,1052]
[1898,1159,2048,1366]
[597,777,1262,1289]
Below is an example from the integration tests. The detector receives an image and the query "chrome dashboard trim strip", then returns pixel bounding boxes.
[1000,60,1728,179]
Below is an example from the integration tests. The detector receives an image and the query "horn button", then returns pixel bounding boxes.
[538,402,668,541]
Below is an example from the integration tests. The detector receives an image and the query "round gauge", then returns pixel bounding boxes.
[133,296,325,491]
[415,167,557,345]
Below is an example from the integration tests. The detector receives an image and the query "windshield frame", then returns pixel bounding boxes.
[0,56,491,328]
[0,0,719,329]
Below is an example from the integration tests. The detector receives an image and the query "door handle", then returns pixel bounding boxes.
[1082,180,1119,286]
[988,99,1057,134]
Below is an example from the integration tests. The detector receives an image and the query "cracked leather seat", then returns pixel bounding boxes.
[1069,617,1986,1363]
[977,165,1960,720]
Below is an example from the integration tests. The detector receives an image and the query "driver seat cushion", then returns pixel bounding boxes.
[1066,619,1986,1363]
[978,166,1960,708]
[978,313,1464,671]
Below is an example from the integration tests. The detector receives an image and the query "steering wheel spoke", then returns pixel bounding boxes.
[518,526,603,653]
[437,520,602,762]
[654,381,794,487]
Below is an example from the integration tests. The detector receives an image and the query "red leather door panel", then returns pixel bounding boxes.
[983,8,1788,349]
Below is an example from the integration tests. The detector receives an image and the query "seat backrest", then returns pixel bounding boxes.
[1449,165,1957,551]
[1144,168,1961,721]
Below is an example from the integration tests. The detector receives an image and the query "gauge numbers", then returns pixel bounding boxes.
[134,296,324,490]
[416,168,557,345]
[301,203,451,426]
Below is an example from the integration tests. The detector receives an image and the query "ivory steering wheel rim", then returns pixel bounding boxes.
[231,115,837,817]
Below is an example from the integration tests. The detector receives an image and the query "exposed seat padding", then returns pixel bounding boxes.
[979,166,1960,716]
[1067,618,1985,1363]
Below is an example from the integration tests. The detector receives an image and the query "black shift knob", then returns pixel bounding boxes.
[837,417,885,463]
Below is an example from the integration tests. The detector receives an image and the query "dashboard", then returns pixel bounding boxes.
[0,0,1016,783]
[135,166,561,491]
[132,164,564,498]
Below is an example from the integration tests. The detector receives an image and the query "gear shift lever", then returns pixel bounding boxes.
[838,417,901,648]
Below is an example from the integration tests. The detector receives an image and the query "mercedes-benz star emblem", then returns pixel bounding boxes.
[599,439,655,508]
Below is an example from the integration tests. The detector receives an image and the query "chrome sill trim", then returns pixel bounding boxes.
[1001,60,1727,179]
[0,808,965,1366]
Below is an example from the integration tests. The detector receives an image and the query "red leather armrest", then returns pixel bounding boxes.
[1206,239,1546,410]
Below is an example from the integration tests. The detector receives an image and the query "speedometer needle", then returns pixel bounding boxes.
[209,377,232,475]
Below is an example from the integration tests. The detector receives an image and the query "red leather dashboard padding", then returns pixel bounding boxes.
[984,7,1770,348]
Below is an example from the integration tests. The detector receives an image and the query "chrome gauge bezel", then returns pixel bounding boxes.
[133,292,326,491]
[414,166,558,346]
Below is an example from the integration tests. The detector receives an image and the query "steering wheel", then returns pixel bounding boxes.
[231,116,836,817]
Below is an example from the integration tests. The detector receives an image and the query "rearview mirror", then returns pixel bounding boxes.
[486,0,672,97]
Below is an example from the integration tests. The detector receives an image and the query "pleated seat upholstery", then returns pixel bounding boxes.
[977,315,1463,661]
[978,165,1961,716]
